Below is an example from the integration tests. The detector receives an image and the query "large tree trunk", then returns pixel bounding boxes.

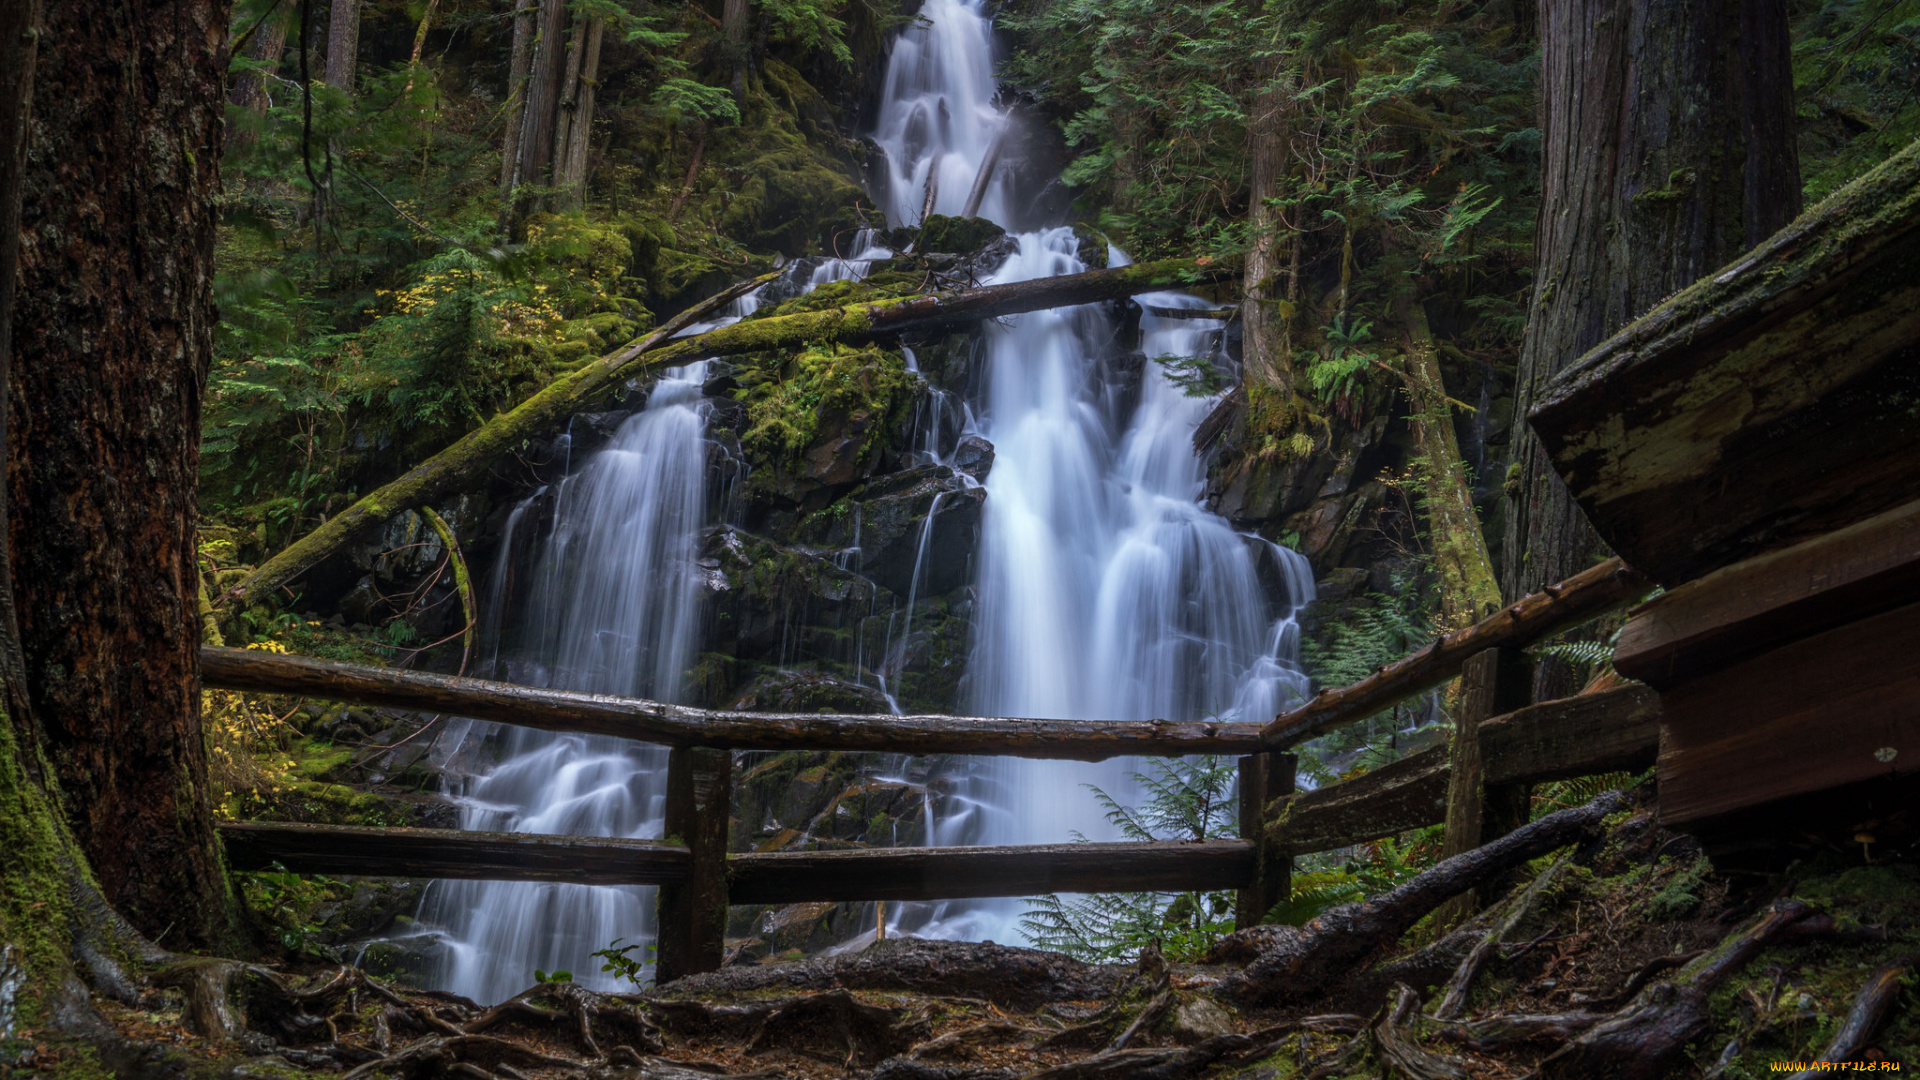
[1240,77,1295,394]
[497,0,536,219]
[9,0,241,949]
[1501,0,1801,635]
[552,18,602,211]
[229,7,290,112]
[508,0,570,233]
[324,0,359,91]
[723,0,751,99]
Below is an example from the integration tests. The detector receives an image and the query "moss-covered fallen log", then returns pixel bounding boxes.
[226,256,1222,606]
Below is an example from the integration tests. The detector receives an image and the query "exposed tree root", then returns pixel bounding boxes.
[1431,855,1567,1019]
[1372,985,1473,1080]
[1212,790,1629,1007]
[1785,954,1919,1078]
[1535,898,1825,1080]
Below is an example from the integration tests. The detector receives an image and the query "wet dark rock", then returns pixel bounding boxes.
[1284,482,1388,572]
[793,464,984,598]
[950,434,994,481]
[570,410,633,455]
[1314,567,1371,603]
[916,214,1007,256]
[700,526,890,672]
[729,669,894,715]
[313,879,426,945]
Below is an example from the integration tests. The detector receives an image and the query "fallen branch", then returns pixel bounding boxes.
[225,256,1225,606]
[1785,954,1918,1079]
[1212,790,1629,1007]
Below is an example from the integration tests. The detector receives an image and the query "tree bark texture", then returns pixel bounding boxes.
[229,8,290,113]
[516,0,570,192]
[324,0,359,90]
[0,0,39,739]
[497,0,536,206]
[1502,0,1801,614]
[553,17,604,212]
[9,0,240,947]
[1240,78,1295,393]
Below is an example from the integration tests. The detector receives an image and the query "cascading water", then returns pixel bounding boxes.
[414,363,711,1004]
[408,0,1313,990]
[868,0,1314,943]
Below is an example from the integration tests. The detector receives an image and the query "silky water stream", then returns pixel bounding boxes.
[406,0,1310,1001]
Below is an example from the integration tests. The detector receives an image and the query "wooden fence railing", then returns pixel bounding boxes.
[208,557,1654,981]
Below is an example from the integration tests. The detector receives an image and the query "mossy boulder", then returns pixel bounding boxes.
[734,343,917,506]
[916,214,1007,256]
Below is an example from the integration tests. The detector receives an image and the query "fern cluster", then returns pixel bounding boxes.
[1019,756,1239,962]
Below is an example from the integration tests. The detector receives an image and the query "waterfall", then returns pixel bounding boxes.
[406,0,1313,991]
[870,0,1315,944]
[413,364,712,1004]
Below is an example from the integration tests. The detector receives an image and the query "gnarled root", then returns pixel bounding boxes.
[1536,898,1824,1080]
[1213,790,1629,1008]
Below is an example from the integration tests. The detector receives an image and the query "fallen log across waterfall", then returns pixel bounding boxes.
[223,255,1230,608]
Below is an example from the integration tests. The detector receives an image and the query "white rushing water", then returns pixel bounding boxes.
[865,0,1314,944]
[409,0,1312,995]
[414,364,711,1002]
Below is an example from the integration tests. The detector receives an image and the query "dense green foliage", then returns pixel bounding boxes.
[207,0,888,565]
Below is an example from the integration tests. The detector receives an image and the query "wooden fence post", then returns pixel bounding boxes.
[1438,646,1534,927]
[656,745,731,984]
[1236,751,1294,929]
[1481,648,1537,844]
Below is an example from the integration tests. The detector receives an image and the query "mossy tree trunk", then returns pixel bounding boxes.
[8,0,242,950]
[1501,0,1801,638]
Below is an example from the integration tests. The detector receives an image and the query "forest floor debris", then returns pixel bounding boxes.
[19,790,1919,1079]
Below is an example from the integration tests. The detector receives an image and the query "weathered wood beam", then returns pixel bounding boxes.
[1268,684,1660,855]
[217,820,1254,901]
[1482,683,1660,787]
[725,840,1255,905]
[1616,498,1920,689]
[225,256,1228,608]
[217,821,691,884]
[1530,137,1920,586]
[1658,599,1920,828]
[199,645,1266,760]
[1260,559,1651,750]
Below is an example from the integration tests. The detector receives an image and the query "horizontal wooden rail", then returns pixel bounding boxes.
[1260,558,1651,749]
[201,646,1264,761]
[215,686,1657,907]
[215,821,1251,901]
[1270,683,1661,853]
[219,821,691,885]
[728,840,1252,904]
